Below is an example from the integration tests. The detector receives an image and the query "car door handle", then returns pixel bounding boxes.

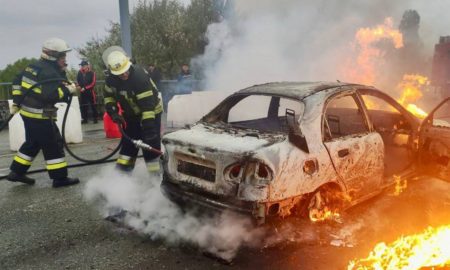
[338,148,349,158]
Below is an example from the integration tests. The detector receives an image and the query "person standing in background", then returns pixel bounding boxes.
[176,63,193,95]
[147,63,162,90]
[77,60,98,124]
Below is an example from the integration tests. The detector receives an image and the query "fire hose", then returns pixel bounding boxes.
[0,79,162,180]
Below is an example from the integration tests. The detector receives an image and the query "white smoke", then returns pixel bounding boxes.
[84,163,267,261]
[193,0,450,92]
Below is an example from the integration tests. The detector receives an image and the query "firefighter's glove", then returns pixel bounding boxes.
[65,83,78,95]
[10,104,20,114]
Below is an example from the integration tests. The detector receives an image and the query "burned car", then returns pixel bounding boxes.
[161,82,450,223]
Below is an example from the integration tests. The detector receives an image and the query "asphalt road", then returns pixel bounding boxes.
[1,122,449,270]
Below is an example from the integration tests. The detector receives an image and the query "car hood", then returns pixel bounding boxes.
[162,123,285,154]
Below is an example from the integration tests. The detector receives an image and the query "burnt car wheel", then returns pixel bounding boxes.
[306,187,344,223]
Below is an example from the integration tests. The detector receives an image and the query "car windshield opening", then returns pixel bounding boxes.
[205,94,304,133]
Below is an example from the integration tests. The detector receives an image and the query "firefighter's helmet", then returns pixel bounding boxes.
[41,38,71,61]
[106,50,131,75]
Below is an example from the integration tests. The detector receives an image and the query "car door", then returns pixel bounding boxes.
[357,89,419,179]
[419,97,450,181]
[323,92,384,201]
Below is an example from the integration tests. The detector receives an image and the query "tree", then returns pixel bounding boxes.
[0,58,38,100]
[77,0,217,79]
[0,58,37,83]
[77,22,121,81]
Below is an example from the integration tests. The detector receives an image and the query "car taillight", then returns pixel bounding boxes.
[255,162,273,182]
[257,163,269,178]
[229,164,242,179]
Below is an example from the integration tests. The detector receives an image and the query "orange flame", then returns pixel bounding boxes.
[396,74,429,118]
[348,225,450,270]
[309,207,341,223]
[344,17,403,85]
[392,175,407,196]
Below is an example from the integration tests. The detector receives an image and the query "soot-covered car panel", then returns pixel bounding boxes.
[161,82,446,222]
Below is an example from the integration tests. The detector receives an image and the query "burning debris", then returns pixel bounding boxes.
[347,225,450,270]
[392,175,408,196]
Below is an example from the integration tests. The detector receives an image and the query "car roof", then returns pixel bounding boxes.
[236,81,375,100]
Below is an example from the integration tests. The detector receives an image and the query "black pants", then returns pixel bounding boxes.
[80,89,98,122]
[116,113,162,172]
[10,115,68,180]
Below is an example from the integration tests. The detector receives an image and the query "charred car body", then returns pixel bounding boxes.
[161,82,450,223]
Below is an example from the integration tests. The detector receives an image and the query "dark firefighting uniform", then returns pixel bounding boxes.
[104,65,163,173]
[76,68,98,122]
[9,59,71,180]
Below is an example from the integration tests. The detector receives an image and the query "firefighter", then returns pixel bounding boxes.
[103,47,163,175]
[6,37,80,188]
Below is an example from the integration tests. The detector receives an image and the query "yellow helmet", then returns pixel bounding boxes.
[107,50,131,75]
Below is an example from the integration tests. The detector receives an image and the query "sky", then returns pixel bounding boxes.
[0,0,189,71]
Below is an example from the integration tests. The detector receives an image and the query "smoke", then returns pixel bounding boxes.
[193,0,450,92]
[83,163,267,261]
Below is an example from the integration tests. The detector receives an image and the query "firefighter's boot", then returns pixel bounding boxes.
[6,171,36,185]
[52,177,80,188]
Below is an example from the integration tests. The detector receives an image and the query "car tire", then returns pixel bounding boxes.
[303,186,345,222]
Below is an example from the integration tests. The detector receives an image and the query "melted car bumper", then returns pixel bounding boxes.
[161,173,257,216]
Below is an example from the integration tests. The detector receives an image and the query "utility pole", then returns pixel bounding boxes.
[119,0,132,58]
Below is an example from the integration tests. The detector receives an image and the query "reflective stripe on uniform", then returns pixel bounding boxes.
[21,81,32,89]
[17,152,34,162]
[146,161,160,172]
[116,155,136,166]
[33,88,42,94]
[149,79,157,89]
[142,111,155,120]
[22,76,37,86]
[104,85,114,93]
[155,100,163,114]
[46,162,68,170]
[12,90,22,95]
[136,90,153,100]
[21,105,44,114]
[12,85,21,90]
[104,97,115,104]
[19,109,49,119]
[46,158,67,170]
[58,87,64,99]
[14,155,32,166]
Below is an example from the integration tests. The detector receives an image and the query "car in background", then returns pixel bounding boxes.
[160,81,450,223]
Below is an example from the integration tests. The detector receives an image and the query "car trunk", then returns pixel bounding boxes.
[162,123,283,197]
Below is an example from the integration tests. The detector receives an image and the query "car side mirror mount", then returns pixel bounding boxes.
[286,109,309,153]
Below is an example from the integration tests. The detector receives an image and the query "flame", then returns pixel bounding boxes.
[344,17,403,85]
[348,225,450,270]
[309,207,341,223]
[405,104,428,119]
[392,175,408,196]
[396,74,430,118]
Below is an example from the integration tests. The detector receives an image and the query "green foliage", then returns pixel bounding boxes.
[77,0,217,79]
[77,22,121,81]
[0,58,37,83]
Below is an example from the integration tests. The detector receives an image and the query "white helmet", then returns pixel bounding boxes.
[106,50,131,75]
[41,37,71,61]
